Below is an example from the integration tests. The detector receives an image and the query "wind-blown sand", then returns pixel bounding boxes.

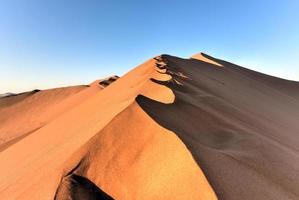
[0,53,298,199]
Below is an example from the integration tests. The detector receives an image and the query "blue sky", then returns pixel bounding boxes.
[0,0,298,93]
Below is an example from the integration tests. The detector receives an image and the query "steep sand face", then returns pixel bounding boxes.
[1,52,298,200]
[56,103,216,200]
[137,54,299,200]
[0,57,216,199]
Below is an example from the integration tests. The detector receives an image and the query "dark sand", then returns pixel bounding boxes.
[137,54,299,200]
[1,53,298,199]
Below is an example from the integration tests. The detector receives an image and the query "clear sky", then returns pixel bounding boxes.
[1,0,299,93]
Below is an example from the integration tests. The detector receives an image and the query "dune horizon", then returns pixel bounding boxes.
[1,52,299,96]
[0,52,299,200]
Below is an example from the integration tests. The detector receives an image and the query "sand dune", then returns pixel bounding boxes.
[191,53,223,67]
[0,53,298,199]
[0,93,15,98]
[0,84,99,150]
[0,90,37,110]
[138,54,299,200]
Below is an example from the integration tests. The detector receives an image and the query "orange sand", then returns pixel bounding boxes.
[1,53,298,200]
[191,53,223,67]
[0,57,216,199]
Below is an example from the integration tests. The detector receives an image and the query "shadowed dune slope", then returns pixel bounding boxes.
[0,57,216,199]
[54,102,216,200]
[201,53,299,100]
[137,54,299,200]
[55,174,114,200]
[0,53,298,200]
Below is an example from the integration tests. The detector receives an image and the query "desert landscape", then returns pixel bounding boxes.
[0,53,298,199]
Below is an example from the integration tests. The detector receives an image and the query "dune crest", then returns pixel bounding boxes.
[1,52,299,200]
[0,55,216,199]
[191,53,223,67]
[138,54,299,200]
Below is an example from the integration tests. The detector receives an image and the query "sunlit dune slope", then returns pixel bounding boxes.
[0,83,104,151]
[0,57,216,200]
[55,102,216,200]
[0,52,299,200]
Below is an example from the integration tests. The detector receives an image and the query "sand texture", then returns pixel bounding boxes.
[0,53,298,199]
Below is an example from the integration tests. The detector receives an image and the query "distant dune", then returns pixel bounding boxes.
[0,53,298,200]
[0,92,15,98]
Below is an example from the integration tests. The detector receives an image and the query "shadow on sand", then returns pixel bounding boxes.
[55,174,114,200]
[136,54,299,200]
